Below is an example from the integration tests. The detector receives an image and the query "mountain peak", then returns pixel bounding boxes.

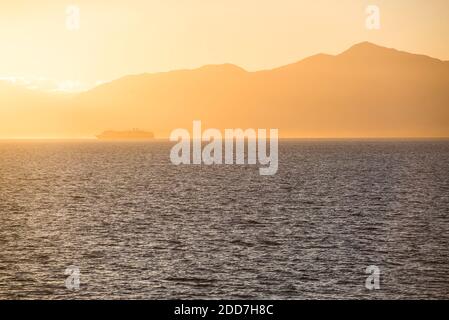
[3,42,449,138]
[350,41,384,49]
[338,41,444,65]
[341,42,395,56]
[197,63,246,73]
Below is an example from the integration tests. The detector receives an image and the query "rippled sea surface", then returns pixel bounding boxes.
[0,140,448,299]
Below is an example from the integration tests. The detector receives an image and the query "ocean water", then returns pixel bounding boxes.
[0,140,448,299]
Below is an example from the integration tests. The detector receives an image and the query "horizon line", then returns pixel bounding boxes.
[2,136,449,142]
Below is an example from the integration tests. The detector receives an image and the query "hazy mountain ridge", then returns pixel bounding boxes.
[1,42,448,138]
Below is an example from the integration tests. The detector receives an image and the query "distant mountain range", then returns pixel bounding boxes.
[1,42,448,138]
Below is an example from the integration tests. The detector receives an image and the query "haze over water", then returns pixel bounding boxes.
[0,140,448,299]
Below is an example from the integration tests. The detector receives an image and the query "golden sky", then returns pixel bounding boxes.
[1,0,448,89]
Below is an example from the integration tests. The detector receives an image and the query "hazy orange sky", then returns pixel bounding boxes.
[1,0,448,90]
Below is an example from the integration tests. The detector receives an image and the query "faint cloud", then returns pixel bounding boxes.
[56,80,83,92]
[0,75,93,92]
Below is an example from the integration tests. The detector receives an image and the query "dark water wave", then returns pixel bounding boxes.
[0,140,448,299]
